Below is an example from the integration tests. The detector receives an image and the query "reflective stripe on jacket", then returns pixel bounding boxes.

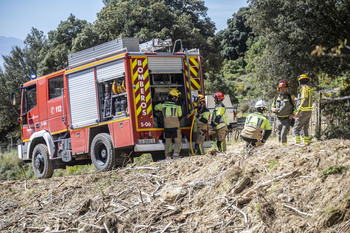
[296,85,313,112]
[154,101,182,118]
[211,102,227,130]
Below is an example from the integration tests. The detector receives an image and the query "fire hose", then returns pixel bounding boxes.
[187,109,197,155]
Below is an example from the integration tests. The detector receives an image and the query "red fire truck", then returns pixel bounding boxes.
[14,38,210,178]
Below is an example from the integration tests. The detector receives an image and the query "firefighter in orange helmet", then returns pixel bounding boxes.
[192,94,210,155]
[271,80,295,145]
[211,92,228,152]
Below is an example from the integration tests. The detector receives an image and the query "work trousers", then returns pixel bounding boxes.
[292,111,312,137]
[165,128,182,157]
[216,125,228,152]
[277,117,290,144]
[194,122,207,155]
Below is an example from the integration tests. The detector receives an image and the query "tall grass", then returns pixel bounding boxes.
[0,150,34,180]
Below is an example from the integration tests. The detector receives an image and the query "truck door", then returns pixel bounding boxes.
[21,84,39,141]
[47,75,67,133]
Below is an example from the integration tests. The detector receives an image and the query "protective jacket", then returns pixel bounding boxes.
[295,85,313,113]
[272,94,294,118]
[154,100,182,128]
[193,106,210,132]
[241,112,272,141]
[211,102,227,130]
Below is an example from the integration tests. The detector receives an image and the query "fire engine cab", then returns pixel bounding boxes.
[16,38,210,178]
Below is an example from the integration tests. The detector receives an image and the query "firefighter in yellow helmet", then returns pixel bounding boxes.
[292,74,313,145]
[240,100,272,148]
[154,89,183,159]
[192,94,210,155]
[211,92,228,152]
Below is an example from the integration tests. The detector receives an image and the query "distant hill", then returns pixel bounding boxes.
[0,36,24,69]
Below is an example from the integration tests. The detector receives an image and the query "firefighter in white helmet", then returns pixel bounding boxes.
[240,100,272,148]
[154,89,183,159]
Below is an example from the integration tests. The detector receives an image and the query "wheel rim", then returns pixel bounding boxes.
[95,142,108,166]
[34,152,45,174]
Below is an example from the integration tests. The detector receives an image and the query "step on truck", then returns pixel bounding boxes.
[14,38,211,178]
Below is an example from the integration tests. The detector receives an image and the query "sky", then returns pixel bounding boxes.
[0,0,248,40]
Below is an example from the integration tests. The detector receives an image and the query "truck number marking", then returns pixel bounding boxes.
[51,105,62,114]
[140,122,152,127]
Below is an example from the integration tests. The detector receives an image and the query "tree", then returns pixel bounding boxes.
[38,14,89,75]
[247,0,350,93]
[217,7,253,60]
[0,28,48,142]
[78,0,221,73]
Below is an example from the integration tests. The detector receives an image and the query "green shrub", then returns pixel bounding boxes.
[0,150,34,180]
[321,165,347,181]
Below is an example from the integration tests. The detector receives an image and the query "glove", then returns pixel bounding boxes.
[261,139,266,144]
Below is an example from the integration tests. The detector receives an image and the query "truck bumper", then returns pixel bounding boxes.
[134,140,212,152]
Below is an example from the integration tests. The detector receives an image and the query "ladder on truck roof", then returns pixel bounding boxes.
[139,38,174,52]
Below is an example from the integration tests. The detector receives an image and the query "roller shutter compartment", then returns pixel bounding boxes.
[68,68,98,129]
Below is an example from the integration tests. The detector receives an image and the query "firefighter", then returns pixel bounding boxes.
[240,100,272,148]
[271,80,295,145]
[292,74,313,145]
[211,92,228,152]
[192,94,210,155]
[154,89,183,159]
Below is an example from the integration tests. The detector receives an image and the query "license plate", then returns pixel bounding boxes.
[137,139,156,144]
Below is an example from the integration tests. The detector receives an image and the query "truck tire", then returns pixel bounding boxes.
[91,133,115,171]
[32,144,54,179]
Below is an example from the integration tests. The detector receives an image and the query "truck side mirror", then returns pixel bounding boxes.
[10,92,16,106]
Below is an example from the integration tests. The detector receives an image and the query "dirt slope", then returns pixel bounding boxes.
[0,138,350,233]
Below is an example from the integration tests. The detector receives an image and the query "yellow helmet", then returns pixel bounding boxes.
[195,94,205,102]
[298,74,309,81]
[169,89,180,97]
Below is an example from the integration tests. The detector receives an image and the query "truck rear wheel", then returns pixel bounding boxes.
[32,144,54,179]
[91,133,115,171]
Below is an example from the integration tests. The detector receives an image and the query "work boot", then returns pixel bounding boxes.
[294,136,301,145]
[303,136,311,145]
[173,153,180,159]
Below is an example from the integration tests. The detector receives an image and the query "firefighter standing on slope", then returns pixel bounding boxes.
[154,89,183,159]
[271,80,295,145]
[192,94,210,155]
[211,92,228,152]
[292,74,314,145]
[240,100,272,148]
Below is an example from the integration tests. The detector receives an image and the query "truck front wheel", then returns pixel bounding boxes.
[32,144,54,179]
[91,133,115,170]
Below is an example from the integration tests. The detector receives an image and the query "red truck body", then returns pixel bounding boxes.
[18,38,210,178]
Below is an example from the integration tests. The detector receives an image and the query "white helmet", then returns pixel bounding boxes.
[255,100,266,109]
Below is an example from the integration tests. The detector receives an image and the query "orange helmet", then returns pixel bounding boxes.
[278,80,288,88]
[213,92,224,100]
